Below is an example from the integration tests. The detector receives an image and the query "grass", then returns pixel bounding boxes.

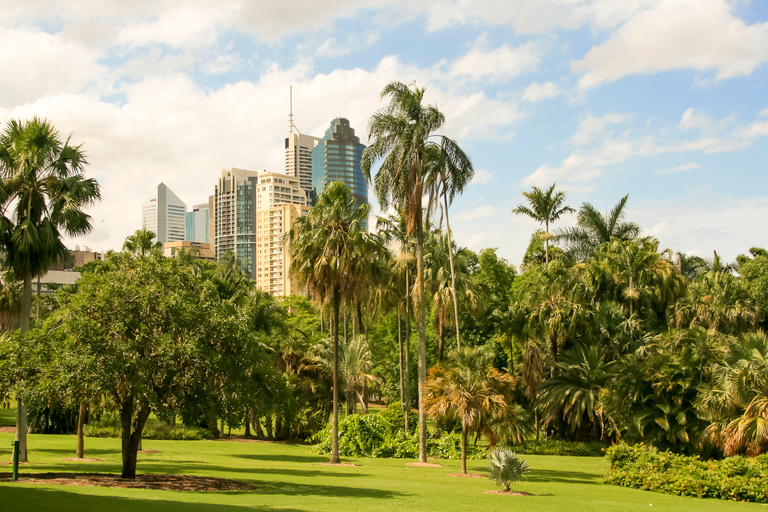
[0,430,764,512]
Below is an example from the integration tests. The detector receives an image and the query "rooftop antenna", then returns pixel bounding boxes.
[288,86,301,135]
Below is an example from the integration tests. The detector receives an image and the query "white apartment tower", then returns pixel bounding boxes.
[212,168,259,278]
[141,183,186,246]
[285,87,319,203]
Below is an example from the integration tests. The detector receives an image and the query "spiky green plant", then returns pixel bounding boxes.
[487,448,529,492]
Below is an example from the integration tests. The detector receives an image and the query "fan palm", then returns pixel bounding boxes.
[0,117,101,462]
[362,81,464,462]
[423,346,516,474]
[556,194,640,261]
[512,183,574,263]
[288,181,383,464]
[487,449,530,492]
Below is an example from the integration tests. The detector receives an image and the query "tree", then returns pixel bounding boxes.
[46,252,267,478]
[288,181,384,464]
[362,81,465,462]
[512,183,574,264]
[556,194,640,261]
[0,117,101,463]
[424,346,516,474]
[122,228,161,256]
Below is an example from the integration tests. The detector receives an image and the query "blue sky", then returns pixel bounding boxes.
[1,0,766,266]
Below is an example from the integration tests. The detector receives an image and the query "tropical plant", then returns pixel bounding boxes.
[512,183,574,264]
[288,180,384,463]
[487,448,530,492]
[556,194,640,261]
[122,228,161,256]
[423,346,516,474]
[362,81,466,462]
[0,117,101,462]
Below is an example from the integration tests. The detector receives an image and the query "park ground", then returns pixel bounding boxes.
[0,417,765,512]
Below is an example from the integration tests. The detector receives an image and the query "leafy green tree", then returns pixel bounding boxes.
[0,117,101,462]
[556,194,640,261]
[512,183,574,264]
[423,346,516,474]
[362,81,464,462]
[521,229,570,270]
[288,181,384,464]
[737,247,768,320]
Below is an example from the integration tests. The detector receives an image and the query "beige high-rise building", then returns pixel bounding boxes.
[285,132,319,204]
[254,170,309,296]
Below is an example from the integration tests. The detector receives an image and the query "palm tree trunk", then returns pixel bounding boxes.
[545,220,550,264]
[442,190,461,349]
[461,421,468,475]
[330,288,341,464]
[405,267,411,433]
[437,314,445,363]
[16,272,32,463]
[397,306,405,428]
[76,401,89,458]
[416,221,428,463]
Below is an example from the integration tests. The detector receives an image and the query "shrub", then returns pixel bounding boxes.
[605,444,768,503]
[488,449,530,492]
[84,414,213,440]
[506,440,604,457]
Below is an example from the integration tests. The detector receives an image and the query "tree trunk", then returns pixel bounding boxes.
[397,307,405,429]
[461,421,468,475]
[437,313,445,363]
[545,220,550,264]
[244,409,252,438]
[442,190,461,349]
[330,288,341,464]
[15,272,33,463]
[76,401,89,458]
[416,219,428,463]
[120,400,151,479]
[405,267,411,433]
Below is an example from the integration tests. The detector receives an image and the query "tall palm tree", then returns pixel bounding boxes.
[288,181,383,464]
[424,346,516,474]
[556,194,640,261]
[424,143,473,348]
[512,183,574,264]
[362,81,466,462]
[0,117,101,462]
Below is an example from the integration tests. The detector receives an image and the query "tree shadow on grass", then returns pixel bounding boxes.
[0,486,309,512]
[250,479,409,499]
[526,469,600,485]
[185,465,370,479]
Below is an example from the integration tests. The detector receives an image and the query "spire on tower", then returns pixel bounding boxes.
[288,86,301,135]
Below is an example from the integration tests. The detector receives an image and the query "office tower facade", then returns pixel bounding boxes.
[285,132,319,203]
[141,182,187,246]
[213,168,259,278]
[185,203,210,243]
[254,170,308,297]
[311,118,367,209]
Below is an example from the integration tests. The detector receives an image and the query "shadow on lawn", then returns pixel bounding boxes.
[0,486,309,512]
[250,479,408,499]
[527,468,600,485]
[235,454,328,464]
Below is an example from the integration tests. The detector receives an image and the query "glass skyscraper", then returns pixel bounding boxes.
[311,118,367,210]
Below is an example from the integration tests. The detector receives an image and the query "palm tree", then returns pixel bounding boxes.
[362,81,470,462]
[288,181,383,464]
[512,183,574,263]
[424,143,473,348]
[0,117,101,463]
[556,194,640,261]
[122,228,161,256]
[423,346,516,474]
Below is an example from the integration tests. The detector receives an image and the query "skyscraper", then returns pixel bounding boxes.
[285,88,319,203]
[141,182,186,246]
[311,118,367,209]
[212,168,259,277]
[185,203,210,243]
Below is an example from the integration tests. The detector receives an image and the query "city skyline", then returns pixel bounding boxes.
[1,1,767,266]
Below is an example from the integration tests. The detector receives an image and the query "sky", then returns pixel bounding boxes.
[1,0,767,267]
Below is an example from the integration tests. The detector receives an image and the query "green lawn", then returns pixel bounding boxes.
[0,430,763,512]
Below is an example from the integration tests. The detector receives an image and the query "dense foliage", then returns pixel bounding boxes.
[605,444,768,503]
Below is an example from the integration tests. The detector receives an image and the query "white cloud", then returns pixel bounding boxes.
[572,0,768,89]
[471,168,492,185]
[453,206,496,222]
[678,108,736,135]
[657,162,700,174]
[522,81,559,102]
[450,36,541,82]
[571,112,632,146]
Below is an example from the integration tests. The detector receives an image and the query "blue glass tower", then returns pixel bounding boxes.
[311,118,367,211]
